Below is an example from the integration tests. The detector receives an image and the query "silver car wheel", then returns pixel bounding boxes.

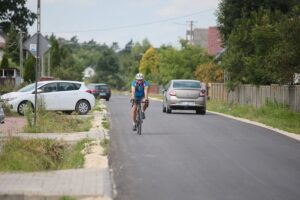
[166,102,171,113]
[162,100,166,112]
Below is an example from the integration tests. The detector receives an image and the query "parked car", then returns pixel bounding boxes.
[0,103,4,124]
[162,79,206,114]
[87,83,111,101]
[0,80,95,115]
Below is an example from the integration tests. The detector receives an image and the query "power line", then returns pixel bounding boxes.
[35,9,214,34]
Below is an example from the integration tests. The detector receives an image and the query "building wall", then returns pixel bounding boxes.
[191,28,208,48]
[207,27,223,56]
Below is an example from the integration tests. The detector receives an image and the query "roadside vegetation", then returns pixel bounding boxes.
[207,100,300,134]
[0,138,91,172]
[23,110,92,133]
[102,116,110,130]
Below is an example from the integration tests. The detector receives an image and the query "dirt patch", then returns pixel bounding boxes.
[83,140,108,169]
[0,116,26,135]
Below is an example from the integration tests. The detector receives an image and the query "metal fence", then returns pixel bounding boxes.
[208,83,300,112]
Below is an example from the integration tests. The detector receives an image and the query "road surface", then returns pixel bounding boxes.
[108,95,300,200]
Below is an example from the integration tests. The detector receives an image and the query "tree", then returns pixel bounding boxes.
[24,55,35,82]
[50,37,60,69]
[0,0,36,33]
[139,47,159,83]
[158,44,210,85]
[221,8,300,87]
[216,0,298,43]
[195,62,224,83]
[95,48,121,88]
[4,25,19,64]
[0,54,9,68]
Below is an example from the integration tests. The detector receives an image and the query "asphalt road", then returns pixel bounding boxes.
[107,95,300,200]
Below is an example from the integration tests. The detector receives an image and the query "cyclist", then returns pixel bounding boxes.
[130,73,149,131]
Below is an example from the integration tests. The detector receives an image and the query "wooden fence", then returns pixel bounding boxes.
[208,83,300,112]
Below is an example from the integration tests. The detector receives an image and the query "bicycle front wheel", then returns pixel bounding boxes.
[137,121,142,135]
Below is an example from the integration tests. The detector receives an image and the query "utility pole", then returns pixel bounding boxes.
[186,20,195,44]
[19,31,23,83]
[34,0,41,126]
[48,53,50,76]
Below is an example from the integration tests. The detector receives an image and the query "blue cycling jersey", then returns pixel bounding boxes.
[131,80,149,100]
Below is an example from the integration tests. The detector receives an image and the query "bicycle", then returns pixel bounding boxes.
[132,99,144,135]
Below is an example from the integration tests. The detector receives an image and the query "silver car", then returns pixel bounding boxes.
[163,79,206,114]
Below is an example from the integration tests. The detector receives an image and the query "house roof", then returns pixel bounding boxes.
[207,26,224,56]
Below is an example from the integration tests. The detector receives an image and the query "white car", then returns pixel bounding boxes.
[0,80,95,115]
[0,106,4,124]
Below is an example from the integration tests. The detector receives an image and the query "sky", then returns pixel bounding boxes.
[26,0,220,49]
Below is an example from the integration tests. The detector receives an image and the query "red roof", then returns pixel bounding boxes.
[207,26,223,56]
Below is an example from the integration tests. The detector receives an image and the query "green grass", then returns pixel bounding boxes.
[23,111,92,133]
[92,99,103,112]
[0,138,91,172]
[207,100,300,134]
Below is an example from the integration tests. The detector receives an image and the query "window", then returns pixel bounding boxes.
[173,81,201,89]
[41,83,58,93]
[58,82,80,91]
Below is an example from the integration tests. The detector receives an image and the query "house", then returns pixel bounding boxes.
[82,66,95,80]
[0,28,5,61]
[187,28,208,48]
[0,68,21,86]
[187,26,224,56]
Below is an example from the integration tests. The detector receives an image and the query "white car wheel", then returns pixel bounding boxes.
[75,100,90,115]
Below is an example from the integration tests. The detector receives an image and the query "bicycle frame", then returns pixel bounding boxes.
[134,100,143,135]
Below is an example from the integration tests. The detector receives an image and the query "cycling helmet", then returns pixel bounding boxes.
[135,73,144,80]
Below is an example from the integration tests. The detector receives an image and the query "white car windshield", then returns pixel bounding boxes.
[18,82,44,92]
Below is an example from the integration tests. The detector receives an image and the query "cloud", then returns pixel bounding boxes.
[157,0,220,17]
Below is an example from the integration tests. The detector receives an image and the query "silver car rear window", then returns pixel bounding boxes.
[173,81,200,89]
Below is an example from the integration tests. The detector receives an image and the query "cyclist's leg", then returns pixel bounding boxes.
[132,103,137,130]
[142,100,149,119]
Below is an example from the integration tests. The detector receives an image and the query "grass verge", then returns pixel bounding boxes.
[0,137,91,172]
[24,111,92,133]
[207,100,300,134]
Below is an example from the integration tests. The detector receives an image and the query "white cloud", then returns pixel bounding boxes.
[158,0,220,17]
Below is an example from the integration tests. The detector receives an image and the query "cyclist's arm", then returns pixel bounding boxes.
[131,86,135,99]
[144,86,149,100]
